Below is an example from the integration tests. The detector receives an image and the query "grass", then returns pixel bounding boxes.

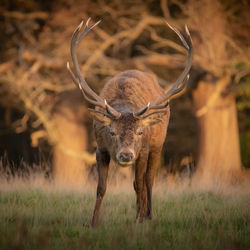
[0,184,250,250]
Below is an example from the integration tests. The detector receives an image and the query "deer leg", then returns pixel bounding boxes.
[91,149,110,228]
[145,150,161,220]
[134,152,148,223]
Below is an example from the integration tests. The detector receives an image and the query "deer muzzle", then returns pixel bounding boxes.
[116,150,135,166]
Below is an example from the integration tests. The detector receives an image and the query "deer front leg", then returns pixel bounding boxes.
[134,151,148,223]
[91,149,110,228]
[145,150,161,220]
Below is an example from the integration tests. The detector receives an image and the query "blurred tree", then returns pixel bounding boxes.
[164,0,249,183]
[52,91,94,186]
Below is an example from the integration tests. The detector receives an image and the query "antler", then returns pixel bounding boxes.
[67,18,121,119]
[134,22,193,117]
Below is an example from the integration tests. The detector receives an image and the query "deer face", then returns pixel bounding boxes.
[90,109,166,166]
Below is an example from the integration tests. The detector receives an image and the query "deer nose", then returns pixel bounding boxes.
[116,151,134,164]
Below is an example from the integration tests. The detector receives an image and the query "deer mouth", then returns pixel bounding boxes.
[118,161,134,167]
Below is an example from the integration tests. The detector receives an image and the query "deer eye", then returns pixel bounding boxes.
[137,129,143,136]
[110,130,116,136]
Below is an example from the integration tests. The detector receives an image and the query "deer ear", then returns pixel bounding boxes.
[141,111,167,127]
[88,109,111,126]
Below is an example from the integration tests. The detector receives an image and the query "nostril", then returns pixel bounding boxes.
[127,153,133,161]
[118,152,134,162]
[120,153,127,162]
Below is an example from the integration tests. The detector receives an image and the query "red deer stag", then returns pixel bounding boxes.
[67,18,193,227]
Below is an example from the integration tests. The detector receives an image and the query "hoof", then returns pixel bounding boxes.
[135,216,144,224]
[145,214,152,220]
[83,223,90,228]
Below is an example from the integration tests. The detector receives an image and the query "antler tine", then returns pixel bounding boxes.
[133,103,150,117]
[133,75,189,117]
[166,21,189,50]
[67,18,121,119]
[163,73,190,100]
[134,21,193,118]
[76,18,102,45]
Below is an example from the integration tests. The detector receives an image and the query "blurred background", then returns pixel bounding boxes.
[0,0,249,186]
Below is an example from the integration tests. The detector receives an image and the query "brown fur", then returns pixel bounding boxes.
[91,69,170,227]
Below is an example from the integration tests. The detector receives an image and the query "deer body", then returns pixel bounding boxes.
[91,70,170,226]
[67,18,193,227]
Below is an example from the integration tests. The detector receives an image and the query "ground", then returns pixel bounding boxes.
[0,181,249,250]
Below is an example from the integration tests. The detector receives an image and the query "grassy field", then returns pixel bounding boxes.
[0,183,250,250]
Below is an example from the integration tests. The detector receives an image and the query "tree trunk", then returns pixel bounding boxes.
[185,0,243,185]
[53,114,88,187]
[52,91,91,187]
[192,73,242,185]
